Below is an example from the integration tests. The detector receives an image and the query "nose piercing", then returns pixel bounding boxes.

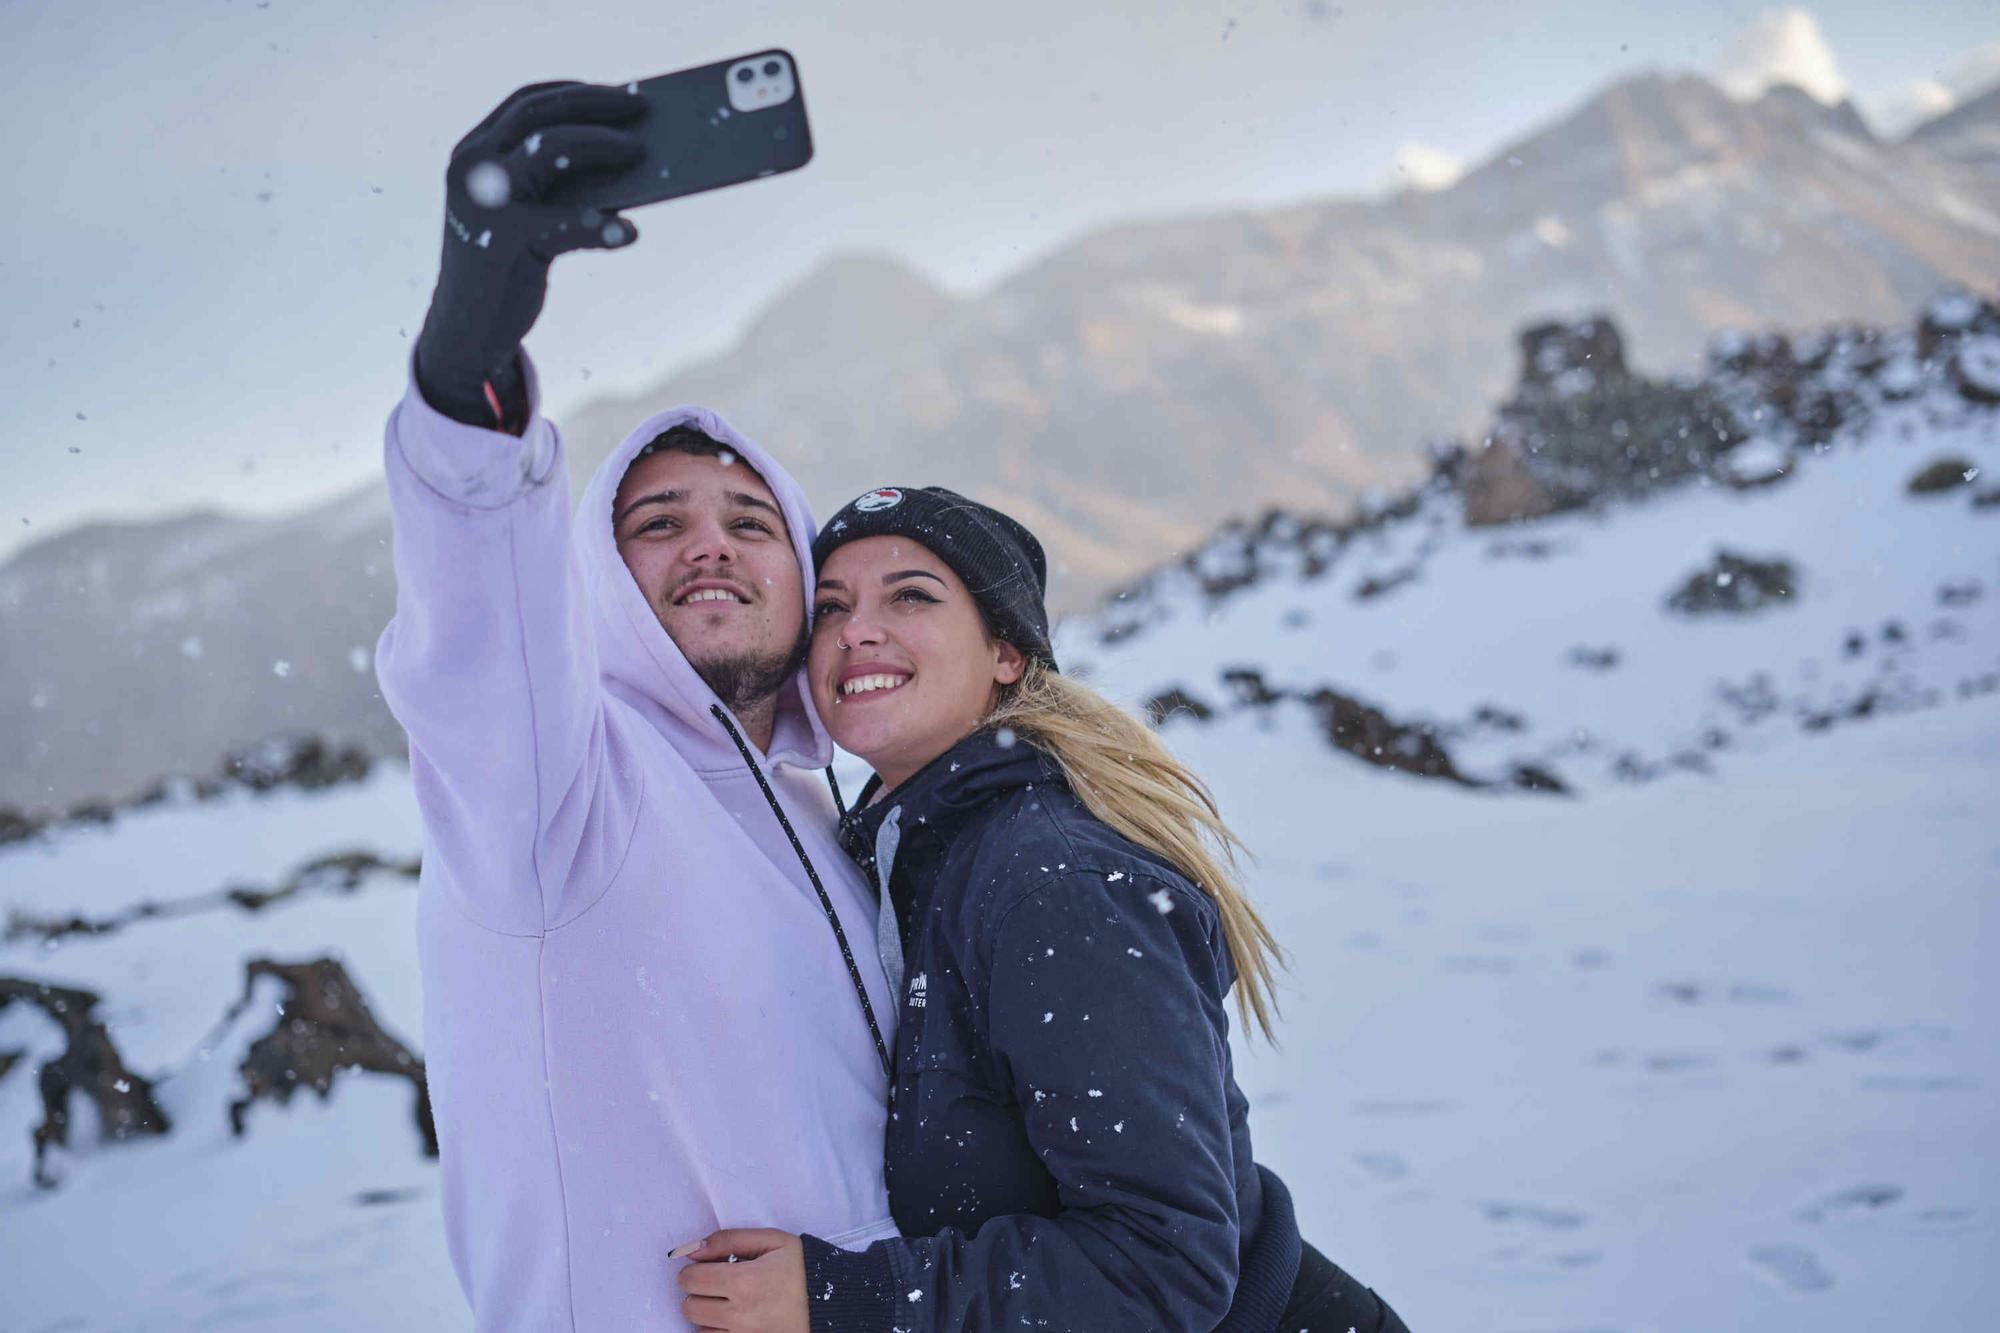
[837,637,850,651]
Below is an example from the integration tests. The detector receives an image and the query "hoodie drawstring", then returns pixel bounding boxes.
[711,705,894,1083]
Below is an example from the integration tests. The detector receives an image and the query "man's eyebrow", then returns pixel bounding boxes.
[726,492,784,521]
[615,489,681,528]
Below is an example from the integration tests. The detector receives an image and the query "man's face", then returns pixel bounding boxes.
[612,449,807,708]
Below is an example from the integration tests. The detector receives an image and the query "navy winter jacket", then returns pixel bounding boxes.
[801,728,1302,1332]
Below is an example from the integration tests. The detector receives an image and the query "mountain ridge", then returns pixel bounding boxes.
[6,66,1999,812]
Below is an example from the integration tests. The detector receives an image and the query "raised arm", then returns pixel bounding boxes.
[374,83,646,935]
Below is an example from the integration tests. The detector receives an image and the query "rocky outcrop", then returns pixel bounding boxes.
[1906,457,1980,495]
[224,958,437,1158]
[1667,551,1799,616]
[4,848,420,946]
[0,733,377,848]
[0,977,172,1187]
[1463,317,1749,527]
[1141,687,1215,726]
[1190,667,1568,795]
[1462,438,1564,528]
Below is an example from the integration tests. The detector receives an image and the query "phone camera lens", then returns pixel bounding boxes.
[762,60,781,76]
[736,67,755,83]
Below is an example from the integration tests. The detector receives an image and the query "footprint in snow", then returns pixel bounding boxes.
[1485,1245,1603,1281]
[1350,1150,1409,1180]
[1441,954,1517,974]
[1747,1243,1833,1292]
[1817,1023,1951,1056]
[1642,1051,1714,1073]
[1653,980,1793,1005]
[1858,1074,1979,1092]
[1480,1201,1587,1230]
[1796,1183,1901,1224]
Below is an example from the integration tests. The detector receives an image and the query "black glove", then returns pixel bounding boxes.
[413,81,646,431]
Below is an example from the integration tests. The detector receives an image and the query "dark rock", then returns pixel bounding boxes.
[1509,764,1569,794]
[1219,667,1284,708]
[1461,437,1567,528]
[1667,550,1799,615]
[2,733,380,848]
[223,734,372,792]
[0,976,172,1187]
[1802,688,1883,732]
[1468,317,1748,522]
[1352,566,1421,601]
[1141,687,1215,726]
[1938,581,1984,608]
[1917,290,2000,360]
[1973,484,2000,510]
[1483,537,1561,560]
[1567,645,1621,671]
[226,958,437,1158]
[1298,687,1477,787]
[1471,705,1528,732]
[1519,317,1629,392]
[3,848,419,946]
[0,808,44,846]
[1906,456,1979,495]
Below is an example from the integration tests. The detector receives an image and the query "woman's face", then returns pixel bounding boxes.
[810,536,1026,792]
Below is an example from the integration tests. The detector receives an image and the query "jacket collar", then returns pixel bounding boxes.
[836,727,1061,874]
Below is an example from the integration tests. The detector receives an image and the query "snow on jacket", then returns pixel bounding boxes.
[374,359,897,1331]
[801,728,1303,1333]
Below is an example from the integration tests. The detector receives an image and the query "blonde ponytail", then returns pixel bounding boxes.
[986,662,1285,1040]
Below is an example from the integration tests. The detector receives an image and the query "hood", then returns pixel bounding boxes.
[574,405,831,772]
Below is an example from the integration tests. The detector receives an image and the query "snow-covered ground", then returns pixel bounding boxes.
[2,315,1995,1330]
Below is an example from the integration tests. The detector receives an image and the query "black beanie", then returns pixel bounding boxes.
[811,486,1058,671]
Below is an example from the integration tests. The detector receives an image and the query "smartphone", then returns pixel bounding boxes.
[546,51,814,212]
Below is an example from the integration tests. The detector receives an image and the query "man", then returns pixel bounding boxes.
[374,82,895,1330]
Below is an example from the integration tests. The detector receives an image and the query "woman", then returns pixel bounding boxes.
[674,486,1409,1332]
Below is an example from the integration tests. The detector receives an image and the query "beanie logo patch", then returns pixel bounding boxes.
[856,487,904,512]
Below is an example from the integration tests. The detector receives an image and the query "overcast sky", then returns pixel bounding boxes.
[4,0,1996,561]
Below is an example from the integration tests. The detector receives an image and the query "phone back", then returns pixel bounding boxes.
[548,51,814,212]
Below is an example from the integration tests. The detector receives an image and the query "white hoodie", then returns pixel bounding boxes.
[375,360,896,1330]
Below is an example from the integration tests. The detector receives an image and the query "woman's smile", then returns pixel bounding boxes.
[836,663,915,701]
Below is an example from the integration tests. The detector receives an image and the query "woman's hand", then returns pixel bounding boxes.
[672,1229,810,1333]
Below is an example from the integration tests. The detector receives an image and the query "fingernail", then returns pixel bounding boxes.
[668,1241,699,1259]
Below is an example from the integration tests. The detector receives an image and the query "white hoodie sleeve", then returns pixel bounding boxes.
[374,359,640,935]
